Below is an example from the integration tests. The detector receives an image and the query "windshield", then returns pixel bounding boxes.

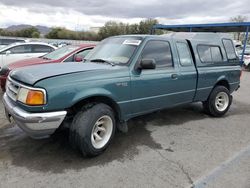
[85,36,142,65]
[43,45,79,60]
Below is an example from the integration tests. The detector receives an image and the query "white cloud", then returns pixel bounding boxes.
[0,0,249,31]
[0,3,143,30]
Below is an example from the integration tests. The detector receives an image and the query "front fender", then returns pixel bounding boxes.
[72,88,117,106]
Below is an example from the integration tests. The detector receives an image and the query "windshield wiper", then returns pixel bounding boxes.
[42,57,51,60]
[90,59,115,66]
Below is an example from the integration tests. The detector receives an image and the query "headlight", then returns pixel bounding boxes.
[17,87,46,106]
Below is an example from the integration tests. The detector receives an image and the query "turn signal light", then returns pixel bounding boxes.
[17,87,46,106]
[26,90,45,105]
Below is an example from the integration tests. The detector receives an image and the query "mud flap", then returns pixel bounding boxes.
[117,121,128,133]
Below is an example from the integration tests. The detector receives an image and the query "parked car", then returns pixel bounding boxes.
[0,38,27,48]
[236,45,250,69]
[3,33,241,157]
[0,44,95,91]
[0,42,56,69]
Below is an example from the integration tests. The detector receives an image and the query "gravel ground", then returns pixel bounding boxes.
[0,72,249,188]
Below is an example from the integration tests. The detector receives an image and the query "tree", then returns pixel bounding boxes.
[230,15,248,41]
[16,27,40,38]
[138,19,157,34]
[45,27,65,39]
[230,15,247,23]
[98,19,163,40]
[98,21,128,39]
[31,31,40,38]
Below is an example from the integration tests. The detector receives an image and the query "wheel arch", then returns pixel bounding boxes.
[68,95,122,122]
[214,78,230,91]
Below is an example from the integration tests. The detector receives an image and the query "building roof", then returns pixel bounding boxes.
[153,22,250,32]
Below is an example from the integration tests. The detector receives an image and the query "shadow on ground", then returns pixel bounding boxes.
[1,102,248,173]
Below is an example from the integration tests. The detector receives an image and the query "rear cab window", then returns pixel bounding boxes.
[222,39,237,60]
[197,45,223,63]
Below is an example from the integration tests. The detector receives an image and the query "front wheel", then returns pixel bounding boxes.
[203,86,232,117]
[69,103,116,157]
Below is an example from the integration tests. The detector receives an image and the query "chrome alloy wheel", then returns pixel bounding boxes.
[215,92,229,112]
[91,115,113,149]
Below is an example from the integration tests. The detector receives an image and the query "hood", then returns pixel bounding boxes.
[10,62,116,85]
[8,57,56,70]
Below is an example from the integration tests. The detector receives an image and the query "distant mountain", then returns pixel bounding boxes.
[6,25,51,35]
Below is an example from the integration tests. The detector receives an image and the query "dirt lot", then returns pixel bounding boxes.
[0,72,250,188]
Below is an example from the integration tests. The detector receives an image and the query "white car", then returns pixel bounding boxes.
[0,42,56,69]
[236,45,250,69]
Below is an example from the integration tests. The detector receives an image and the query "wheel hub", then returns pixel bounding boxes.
[215,92,229,112]
[91,115,113,149]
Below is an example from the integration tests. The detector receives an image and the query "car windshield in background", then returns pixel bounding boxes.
[85,37,142,65]
[43,45,79,60]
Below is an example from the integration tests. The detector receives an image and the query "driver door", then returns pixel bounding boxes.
[130,40,192,116]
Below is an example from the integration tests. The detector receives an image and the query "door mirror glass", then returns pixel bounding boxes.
[139,59,156,69]
[74,55,83,62]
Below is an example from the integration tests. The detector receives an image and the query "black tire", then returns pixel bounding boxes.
[69,103,116,157]
[203,86,232,117]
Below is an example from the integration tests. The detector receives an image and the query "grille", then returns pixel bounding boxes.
[6,78,20,101]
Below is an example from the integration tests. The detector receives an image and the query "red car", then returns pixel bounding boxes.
[0,44,95,91]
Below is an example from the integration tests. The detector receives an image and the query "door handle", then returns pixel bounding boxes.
[171,74,178,79]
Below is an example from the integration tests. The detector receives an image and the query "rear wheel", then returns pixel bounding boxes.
[69,103,116,157]
[203,86,232,117]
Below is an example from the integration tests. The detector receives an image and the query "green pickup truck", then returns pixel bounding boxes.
[3,33,241,156]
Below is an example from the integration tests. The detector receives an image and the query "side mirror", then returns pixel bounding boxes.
[5,50,11,56]
[74,55,83,62]
[139,59,156,70]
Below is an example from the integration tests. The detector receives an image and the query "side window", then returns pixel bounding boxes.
[141,40,173,68]
[32,45,54,53]
[222,39,237,60]
[76,48,92,58]
[64,55,74,62]
[64,49,92,62]
[9,45,32,54]
[176,42,193,66]
[197,45,223,63]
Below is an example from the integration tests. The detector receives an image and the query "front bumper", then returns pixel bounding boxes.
[2,93,67,138]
